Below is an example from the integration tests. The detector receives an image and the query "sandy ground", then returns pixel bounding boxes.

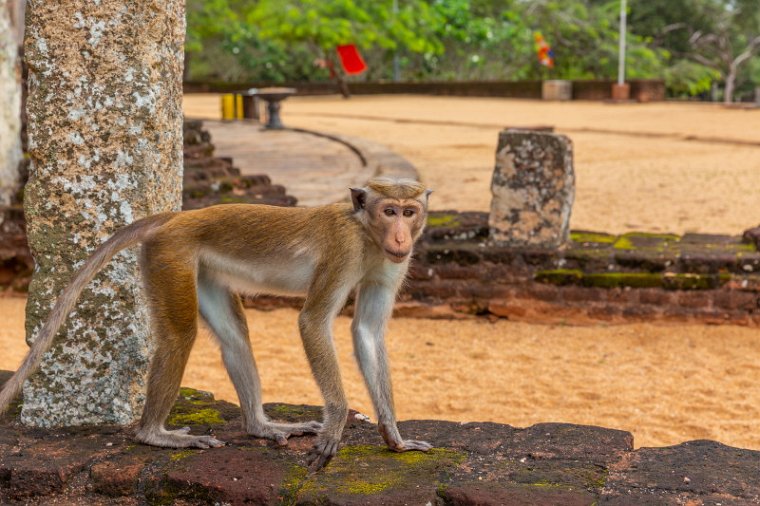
[185,94,760,235]
[2,296,760,450]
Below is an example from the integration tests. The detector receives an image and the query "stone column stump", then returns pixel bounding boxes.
[489,130,575,248]
[22,0,184,427]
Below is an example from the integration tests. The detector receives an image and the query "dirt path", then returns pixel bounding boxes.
[184,94,760,235]
[2,296,759,450]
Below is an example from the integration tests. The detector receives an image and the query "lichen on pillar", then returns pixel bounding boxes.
[21,0,185,426]
[0,0,22,214]
[489,130,575,248]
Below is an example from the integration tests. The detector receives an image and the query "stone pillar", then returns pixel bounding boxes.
[0,0,22,217]
[22,0,184,426]
[489,130,574,248]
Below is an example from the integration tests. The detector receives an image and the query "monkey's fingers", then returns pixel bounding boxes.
[197,435,225,448]
[274,432,289,447]
[307,439,339,472]
[393,439,433,452]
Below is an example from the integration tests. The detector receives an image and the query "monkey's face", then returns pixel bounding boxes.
[369,198,426,264]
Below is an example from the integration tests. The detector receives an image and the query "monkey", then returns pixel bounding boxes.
[0,176,433,470]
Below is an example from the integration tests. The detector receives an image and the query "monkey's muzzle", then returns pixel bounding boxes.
[384,248,409,263]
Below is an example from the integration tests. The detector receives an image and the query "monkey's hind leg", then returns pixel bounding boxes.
[135,256,224,449]
[197,271,321,446]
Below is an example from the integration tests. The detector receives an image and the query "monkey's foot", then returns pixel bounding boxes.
[135,427,225,449]
[389,439,433,452]
[307,436,340,472]
[249,420,323,447]
[379,423,432,452]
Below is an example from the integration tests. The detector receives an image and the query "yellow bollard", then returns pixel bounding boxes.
[235,94,244,119]
[221,94,246,120]
[221,94,235,120]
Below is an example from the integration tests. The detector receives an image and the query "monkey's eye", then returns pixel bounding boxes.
[384,208,396,217]
[403,209,415,217]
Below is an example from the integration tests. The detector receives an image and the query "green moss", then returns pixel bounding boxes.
[527,480,566,489]
[280,465,309,505]
[570,231,617,244]
[536,270,664,288]
[582,272,662,289]
[535,269,583,285]
[298,445,466,500]
[662,272,731,290]
[427,214,460,228]
[585,468,609,489]
[341,479,394,495]
[170,449,195,462]
[218,195,249,204]
[268,404,310,419]
[167,408,224,426]
[613,232,680,251]
[178,387,214,402]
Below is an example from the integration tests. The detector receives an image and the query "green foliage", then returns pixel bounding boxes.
[665,60,721,96]
[185,0,759,97]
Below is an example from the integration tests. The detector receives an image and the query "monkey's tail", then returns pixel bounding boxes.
[0,212,175,416]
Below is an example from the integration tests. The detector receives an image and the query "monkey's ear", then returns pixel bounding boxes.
[424,189,433,203]
[350,188,367,211]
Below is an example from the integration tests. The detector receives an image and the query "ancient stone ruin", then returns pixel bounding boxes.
[1,372,758,505]
[21,0,185,427]
[489,130,574,248]
[183,120,297,209]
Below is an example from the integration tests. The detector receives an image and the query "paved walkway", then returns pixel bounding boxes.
[196,120,415,207]
[200,121,372,207]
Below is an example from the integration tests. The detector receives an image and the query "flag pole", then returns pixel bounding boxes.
[617,0,627,85]
[392,0,400,82]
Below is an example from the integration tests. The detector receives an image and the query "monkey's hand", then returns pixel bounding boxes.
[379,422,433,453]
[307,435,340,472]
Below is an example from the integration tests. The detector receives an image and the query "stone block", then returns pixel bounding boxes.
[542,80,572,101]
[490,130,575,248]
[611,82,631,101]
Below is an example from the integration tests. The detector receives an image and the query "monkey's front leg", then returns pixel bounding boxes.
[352,282,432,454]
[298,307,349,471]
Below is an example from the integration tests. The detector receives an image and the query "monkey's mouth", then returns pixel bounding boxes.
[384,248,409,263]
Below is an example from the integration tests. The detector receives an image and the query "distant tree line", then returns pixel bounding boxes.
[186,0,760,102]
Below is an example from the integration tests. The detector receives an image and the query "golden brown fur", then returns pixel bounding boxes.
[0,177,432,470]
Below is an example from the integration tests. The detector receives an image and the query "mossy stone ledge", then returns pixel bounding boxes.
[2,373,757,505]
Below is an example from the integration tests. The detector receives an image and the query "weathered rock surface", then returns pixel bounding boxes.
[0,0,22,217]
[490,130,575,248]
[744,225,760,249]
[0,372,757,505]
[22,0,185,426]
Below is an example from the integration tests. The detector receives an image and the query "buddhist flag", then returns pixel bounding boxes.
[534,32,555,68]
[336,44,367,75]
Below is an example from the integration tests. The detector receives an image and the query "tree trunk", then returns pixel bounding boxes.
[724,69,736,104]
[22,0,184,426]
[0,0,22,218]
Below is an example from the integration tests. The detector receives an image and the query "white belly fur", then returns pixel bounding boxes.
[199,249,315,296]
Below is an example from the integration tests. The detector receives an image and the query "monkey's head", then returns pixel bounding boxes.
[351,177,432,264]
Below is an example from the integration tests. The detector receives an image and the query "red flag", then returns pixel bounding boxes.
[336,44,367,75]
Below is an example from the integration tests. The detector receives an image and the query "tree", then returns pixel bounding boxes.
[517,0,666,80]
[689,0,760,102]
[629,0,760,101]
[248,0,444,90]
